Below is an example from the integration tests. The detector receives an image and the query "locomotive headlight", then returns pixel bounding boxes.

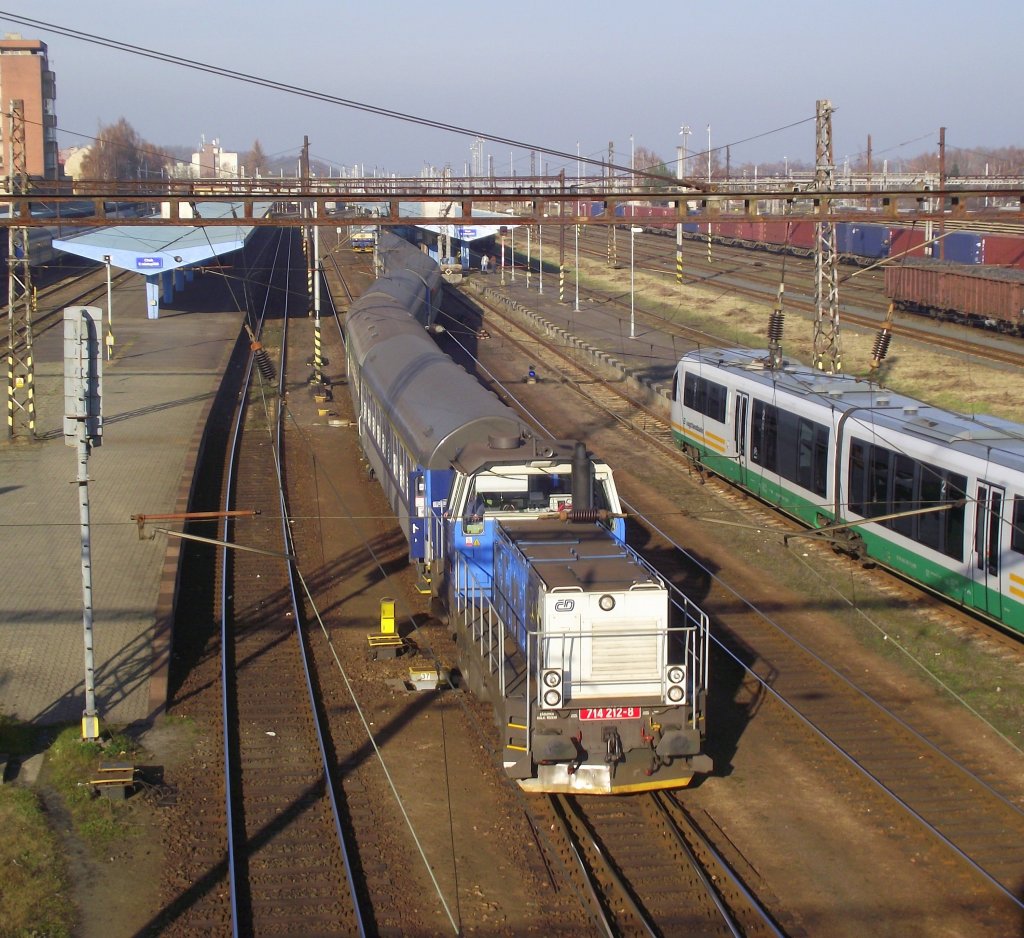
[543,688,563,708]
[666,664,686,705]
[541,669,563,709]
[598,594,616,612]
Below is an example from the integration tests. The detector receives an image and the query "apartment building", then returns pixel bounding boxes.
[0,33,59,180]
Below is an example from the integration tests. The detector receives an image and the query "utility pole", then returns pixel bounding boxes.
[6,99,35,439]
[558,169,566,303]
[812,99,841,373]
[607,141,617,268]
[938,126,946,261]
[677,125,691,285]
[64,306,103,740]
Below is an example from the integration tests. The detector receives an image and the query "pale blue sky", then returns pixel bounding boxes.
[3,2,1021,176]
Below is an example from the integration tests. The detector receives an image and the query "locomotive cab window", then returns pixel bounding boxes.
[464,470,611,519]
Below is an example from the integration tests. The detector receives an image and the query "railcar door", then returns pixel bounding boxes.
[973,481,1005,620]
[733,391,750,486]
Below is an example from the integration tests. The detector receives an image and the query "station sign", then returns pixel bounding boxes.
[136,256,163,270]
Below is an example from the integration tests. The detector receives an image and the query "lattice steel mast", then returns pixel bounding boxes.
[812,99,841,373]
[6,99,35,439]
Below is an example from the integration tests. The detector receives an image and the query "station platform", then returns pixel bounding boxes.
[0,277,243,729]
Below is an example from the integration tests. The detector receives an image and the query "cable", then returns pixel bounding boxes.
[2,11,820,189]
[0,11,624,176]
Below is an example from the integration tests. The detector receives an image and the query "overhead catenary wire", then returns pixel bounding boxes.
[4,10,833,186]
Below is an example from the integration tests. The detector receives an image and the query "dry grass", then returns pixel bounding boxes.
[0,786,75,937]
[573,250,1023,423]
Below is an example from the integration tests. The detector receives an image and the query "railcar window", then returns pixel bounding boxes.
[683,372,727,423]
[751,401,828,497]
[1012,496,1024,555]
[847,439,966,560]
[751,401,778,473]
[892,454,916,538]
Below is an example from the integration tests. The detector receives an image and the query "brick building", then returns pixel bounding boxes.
[0,33,59,180]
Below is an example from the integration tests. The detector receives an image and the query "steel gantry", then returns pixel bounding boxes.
[2,180,1023,231]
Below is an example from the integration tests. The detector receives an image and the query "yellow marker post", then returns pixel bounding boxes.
[379,597,396,634]
[82,713,100,741]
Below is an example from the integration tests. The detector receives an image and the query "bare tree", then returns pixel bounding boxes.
[244,139,268,177]
[80,118,152,181]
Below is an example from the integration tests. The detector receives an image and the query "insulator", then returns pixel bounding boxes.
[767,310,785,345]
[564,508,605,524]
[251,343,276,382]
[872,330,892,364]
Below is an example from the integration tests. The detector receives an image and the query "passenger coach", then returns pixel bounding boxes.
[671,347,1024,635]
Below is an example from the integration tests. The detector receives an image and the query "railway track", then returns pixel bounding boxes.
[542,792,784,937]
[445,287,678,459]
[449,280,1024,926]
[217,230,366,936]
[578,231,1024,371]
[0,262,132,356]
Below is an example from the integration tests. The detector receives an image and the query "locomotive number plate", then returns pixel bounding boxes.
[578,706,642,721]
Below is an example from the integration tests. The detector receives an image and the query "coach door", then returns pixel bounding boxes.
[974,481,1005,619]
[734,391,750,484]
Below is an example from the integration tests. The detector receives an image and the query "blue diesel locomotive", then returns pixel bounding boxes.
[344,233,712,794]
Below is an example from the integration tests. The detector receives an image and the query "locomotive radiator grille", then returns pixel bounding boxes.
[585,619,661,681]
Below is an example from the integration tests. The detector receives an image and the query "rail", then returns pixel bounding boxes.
[218,230,366,936]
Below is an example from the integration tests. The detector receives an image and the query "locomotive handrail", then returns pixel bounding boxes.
[450,549,706,753]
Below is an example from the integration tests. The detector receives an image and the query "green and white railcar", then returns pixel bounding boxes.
[670,348,1024,636]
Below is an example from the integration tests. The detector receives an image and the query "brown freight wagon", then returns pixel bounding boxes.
[884,260,1024,334]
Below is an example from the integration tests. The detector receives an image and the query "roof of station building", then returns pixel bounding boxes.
[53,200,272,273]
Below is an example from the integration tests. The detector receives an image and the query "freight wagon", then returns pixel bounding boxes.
[885,260,1024,334]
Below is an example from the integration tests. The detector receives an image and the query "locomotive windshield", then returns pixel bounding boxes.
[464,469,612,518]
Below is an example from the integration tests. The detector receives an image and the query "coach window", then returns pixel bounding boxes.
[944,474,967,559]
[684,372,728,423]
[751,400,778,472]
[848,439,967,560]
[1013,496,1024,555]
[918,466,944,551]
[849,441,866,514]
[867,445,889,519]
[891,454,916,538]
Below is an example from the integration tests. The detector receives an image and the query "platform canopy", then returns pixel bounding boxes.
[398,201,518,243]
[53,201,272,319]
